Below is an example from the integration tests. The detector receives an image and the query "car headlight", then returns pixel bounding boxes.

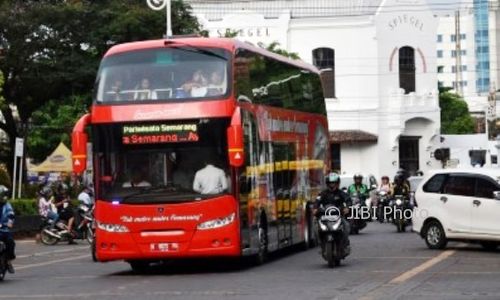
[97,222,129,233]
[395,199,403,206]
[197,213,235,230]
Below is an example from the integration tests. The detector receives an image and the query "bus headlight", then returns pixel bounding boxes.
[97,222,129,233]
[197,213,235,230]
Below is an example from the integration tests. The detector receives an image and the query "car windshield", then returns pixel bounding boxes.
[94,47,231,103]
[92,118,231,204]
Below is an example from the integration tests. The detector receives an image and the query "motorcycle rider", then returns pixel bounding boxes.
[347,174,369,199]
[0,186,15,273]
[314,173,351,251]
[391,174,410,199]
[54,183,76,244]
[77,185,94,207]
[37,186,58,228]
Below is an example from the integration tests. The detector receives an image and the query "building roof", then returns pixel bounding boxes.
[185,0,383,20]
[329,130,378,143]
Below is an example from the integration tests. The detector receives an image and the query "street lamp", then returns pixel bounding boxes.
[146,0,173,38]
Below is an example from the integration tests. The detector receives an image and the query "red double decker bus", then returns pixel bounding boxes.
[72,38,329,270]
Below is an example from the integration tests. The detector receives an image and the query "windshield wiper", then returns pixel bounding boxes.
[164,40,228,61]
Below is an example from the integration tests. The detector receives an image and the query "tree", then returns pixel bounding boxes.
[264,41,300,60]
[439,90,475,134]
[0,0,201,173]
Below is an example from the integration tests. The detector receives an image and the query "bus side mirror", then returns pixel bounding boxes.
[72,131,88,174]
[227,125,244,167]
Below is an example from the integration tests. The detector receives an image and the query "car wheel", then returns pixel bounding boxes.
[424,221,447,250]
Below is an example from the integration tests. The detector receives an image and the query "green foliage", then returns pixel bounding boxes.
[265,42,300,60]
[28,95,88,163]
[439,91,475,134]
[10,199,38,216]
[0,0,201,170]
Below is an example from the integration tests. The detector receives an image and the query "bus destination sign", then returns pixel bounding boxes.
[122,123,199,144]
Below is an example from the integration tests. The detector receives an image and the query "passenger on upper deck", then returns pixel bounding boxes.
[180,69,208,97]
[134,78,157,100]
[207,69,225,96]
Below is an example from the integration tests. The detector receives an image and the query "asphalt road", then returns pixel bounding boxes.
[3,222,499,300]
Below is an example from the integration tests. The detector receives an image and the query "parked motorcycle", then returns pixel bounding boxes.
[0,241,8,280]
[40,204,94,245]
[376,191,389,223]
[315,205,350,268]
[392,195,411,232]
[348,194,367,234]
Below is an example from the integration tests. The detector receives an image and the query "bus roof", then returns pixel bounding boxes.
[104,37,320,74]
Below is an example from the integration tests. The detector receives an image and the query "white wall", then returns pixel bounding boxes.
[441,134,491,167]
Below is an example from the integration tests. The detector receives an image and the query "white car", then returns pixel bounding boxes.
[413,169,500,250]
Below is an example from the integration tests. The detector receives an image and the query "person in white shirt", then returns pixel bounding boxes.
[77,186,94,207]
[193,163,228,195]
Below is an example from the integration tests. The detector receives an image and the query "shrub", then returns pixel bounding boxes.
[10,199,38,216]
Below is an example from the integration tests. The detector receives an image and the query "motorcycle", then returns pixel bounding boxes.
[348,194,367,235]
[376,191,389,223]
[40,204,94,245]
[392,195,411,232]
[0,241,7,281]
[315,205,350,268]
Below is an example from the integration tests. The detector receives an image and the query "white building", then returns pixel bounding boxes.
[187,0,442,178]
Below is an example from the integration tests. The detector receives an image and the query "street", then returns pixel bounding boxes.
[4,223,499,300]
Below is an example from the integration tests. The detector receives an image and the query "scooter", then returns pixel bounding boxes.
[315,205,350,268]
[348,194,367,234]
[41,204,94,245]
[392,195,411,232]
[376,191,389,223]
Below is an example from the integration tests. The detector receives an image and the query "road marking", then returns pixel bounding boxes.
[16,254,90,271]
[17,246,89,259]
[388,250,456,284]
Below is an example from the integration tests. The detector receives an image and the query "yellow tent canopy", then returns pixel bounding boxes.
[30,142,73,173]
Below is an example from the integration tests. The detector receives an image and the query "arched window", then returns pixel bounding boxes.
[399,46,416,94]
[312,48,335,98]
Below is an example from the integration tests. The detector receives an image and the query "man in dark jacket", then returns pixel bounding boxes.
[0,186,15,273]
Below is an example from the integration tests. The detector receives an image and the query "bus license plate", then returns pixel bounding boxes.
[150,243,179,252]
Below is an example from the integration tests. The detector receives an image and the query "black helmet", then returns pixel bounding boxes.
[354,173,363,180]
[394,174,403,183]
[56,182,69,193]
[325,172,340,184]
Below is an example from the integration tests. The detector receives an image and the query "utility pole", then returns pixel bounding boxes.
[455,10,463,96]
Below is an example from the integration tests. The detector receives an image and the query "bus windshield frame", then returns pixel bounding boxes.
[93,47,232,104]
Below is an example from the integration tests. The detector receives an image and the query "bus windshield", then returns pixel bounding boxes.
[94,47,231,103]
[92,118,231,204]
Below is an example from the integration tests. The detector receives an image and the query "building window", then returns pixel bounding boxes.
[312,48,335,98]
[399,46,415,94]
[437,34,443,42]
[438,81,444,88]
[437,50,443,58]
[451,34,456,42]
[453,81,468,88]
[437,66,444,73]
[452,65,467,73]
[451,50,467,57]
[460,33,466,40]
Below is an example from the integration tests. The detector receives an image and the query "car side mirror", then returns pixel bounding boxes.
[494,191,500,200]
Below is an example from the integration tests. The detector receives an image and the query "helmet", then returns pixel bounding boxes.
[354,173,363,180]
[0,186,9,203]
[39,186,53,197]
[394,174,403,183]
[56,182,69,194]
[325,172,340,184]
[381,175,389,181]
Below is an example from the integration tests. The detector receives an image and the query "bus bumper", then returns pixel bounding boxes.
[95,224,241,262]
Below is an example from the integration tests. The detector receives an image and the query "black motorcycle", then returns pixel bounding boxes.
[41,204,94,245]
[392,195,412,232]
[348,193,367,234]
[316,205,350,268]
